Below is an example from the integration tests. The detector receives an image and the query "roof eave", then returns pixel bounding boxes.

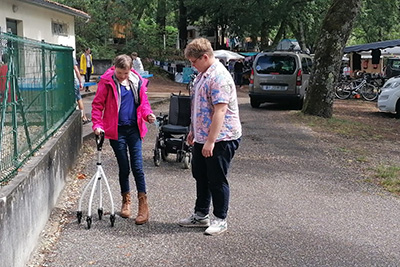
[17,0,90,20]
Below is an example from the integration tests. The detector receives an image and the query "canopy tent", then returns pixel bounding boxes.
[213,50,244,63]
[344,39,400,53]
[276,39,301,51]
[239,52,258,57]
[381,46,400,56]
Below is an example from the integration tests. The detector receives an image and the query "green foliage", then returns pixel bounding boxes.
[126,21,179,60]
[55,0,400,60]
[350,0,400,44]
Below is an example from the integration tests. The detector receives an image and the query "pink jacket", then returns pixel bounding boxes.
[91,66,153,140]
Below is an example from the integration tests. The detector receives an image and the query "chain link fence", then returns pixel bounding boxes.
[0,33,76,185]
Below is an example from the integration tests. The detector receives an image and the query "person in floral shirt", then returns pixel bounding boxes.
[178,38,242,236]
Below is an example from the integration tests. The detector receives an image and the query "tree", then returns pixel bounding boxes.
[177,0,188,49]
[302,0,362,118]
[351,0,400,43]
[287,0,331,52]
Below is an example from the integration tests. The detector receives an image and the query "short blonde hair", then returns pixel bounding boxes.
[114,54,132,69]
[184,38,214,59]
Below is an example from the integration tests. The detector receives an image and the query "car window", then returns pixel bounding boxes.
[390,59,400,69]
[301,58,309,74]
[255,55,296,74]
[306,58,313,73]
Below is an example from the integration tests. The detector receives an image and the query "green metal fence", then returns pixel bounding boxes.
[0,33,76,185]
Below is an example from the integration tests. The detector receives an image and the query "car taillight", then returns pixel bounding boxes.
[296,69,302,86]
[250,69,254,84]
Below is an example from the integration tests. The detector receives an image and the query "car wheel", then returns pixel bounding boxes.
[395,100,400,119]
[294,98,304,110]
[250,98,260,108]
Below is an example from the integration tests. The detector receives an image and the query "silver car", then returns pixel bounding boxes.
[249,51,313,108]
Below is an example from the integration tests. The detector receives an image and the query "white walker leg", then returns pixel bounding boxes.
[76,133,115,229]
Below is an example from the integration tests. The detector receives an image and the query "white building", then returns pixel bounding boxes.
[0,0,89,52]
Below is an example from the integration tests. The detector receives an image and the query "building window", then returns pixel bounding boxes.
[52,21,68,36]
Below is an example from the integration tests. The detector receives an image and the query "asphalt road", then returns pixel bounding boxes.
[29,96,400,266]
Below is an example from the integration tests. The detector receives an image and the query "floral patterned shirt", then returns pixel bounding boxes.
[191,61,242,144]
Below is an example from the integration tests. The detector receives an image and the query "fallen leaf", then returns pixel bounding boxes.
[77,173,87,179]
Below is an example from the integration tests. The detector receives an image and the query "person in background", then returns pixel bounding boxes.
[130,52,144,74]
[80,48,94,92]
[234,59,244,89]
[342,63,351,80]
[92,54,156,225]
[178,38,242,236]
[73,57,90,123]
[0,54,9,103]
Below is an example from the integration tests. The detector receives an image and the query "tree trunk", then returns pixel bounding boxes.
[290,20,308,52]
[156,0,167,53]
[270,20,286,50]
[220,26,225,49]
[302,0,362,118]
[178,0,187,50]
[260,19,270,51]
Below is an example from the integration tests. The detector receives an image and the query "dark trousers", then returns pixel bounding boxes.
[109,125,146,194]
[85,67,91,90]
[192,139,240,219]
[234,72,242,86]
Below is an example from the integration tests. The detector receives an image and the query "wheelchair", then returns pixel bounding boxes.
[153,93,192,169]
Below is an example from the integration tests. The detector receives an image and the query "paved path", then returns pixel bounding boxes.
[29,93,400,266]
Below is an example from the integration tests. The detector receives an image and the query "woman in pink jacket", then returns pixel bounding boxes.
[92,54,155,225]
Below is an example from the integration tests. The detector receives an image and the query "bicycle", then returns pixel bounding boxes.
[334,74,380,101]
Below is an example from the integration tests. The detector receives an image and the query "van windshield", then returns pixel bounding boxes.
[388,59,400,70]
[255,55,296,74]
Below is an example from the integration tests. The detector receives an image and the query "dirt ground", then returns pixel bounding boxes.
[147,75,188,94]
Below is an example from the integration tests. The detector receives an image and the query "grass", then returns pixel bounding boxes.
[373,165,400,194]
[290,110,400,195]
[290,111,385,140]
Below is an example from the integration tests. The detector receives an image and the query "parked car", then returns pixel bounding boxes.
[377,76,400,118]
[384,58,400,79]
[248,51,313,108]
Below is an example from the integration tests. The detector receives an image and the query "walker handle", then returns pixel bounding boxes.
[96,132,105,151]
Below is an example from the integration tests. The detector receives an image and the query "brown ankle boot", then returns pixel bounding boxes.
[135,192,149,225]
[120,192,131,218]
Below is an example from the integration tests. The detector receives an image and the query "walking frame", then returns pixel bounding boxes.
[77,132,116,229]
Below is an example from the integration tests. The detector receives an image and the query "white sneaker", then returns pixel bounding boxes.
[178,213,210,228]
[204,217,227,236]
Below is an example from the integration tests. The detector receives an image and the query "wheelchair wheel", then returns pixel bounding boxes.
[183,153,191,169]
[161,148,168,161]
[153,148,161,166]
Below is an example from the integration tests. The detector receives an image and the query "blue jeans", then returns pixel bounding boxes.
[191,139,240,219]
[109,125,146,194]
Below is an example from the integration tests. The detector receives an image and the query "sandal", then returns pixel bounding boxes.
[82,118,91,124]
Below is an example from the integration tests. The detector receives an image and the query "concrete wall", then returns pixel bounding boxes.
[0,110,82,267]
